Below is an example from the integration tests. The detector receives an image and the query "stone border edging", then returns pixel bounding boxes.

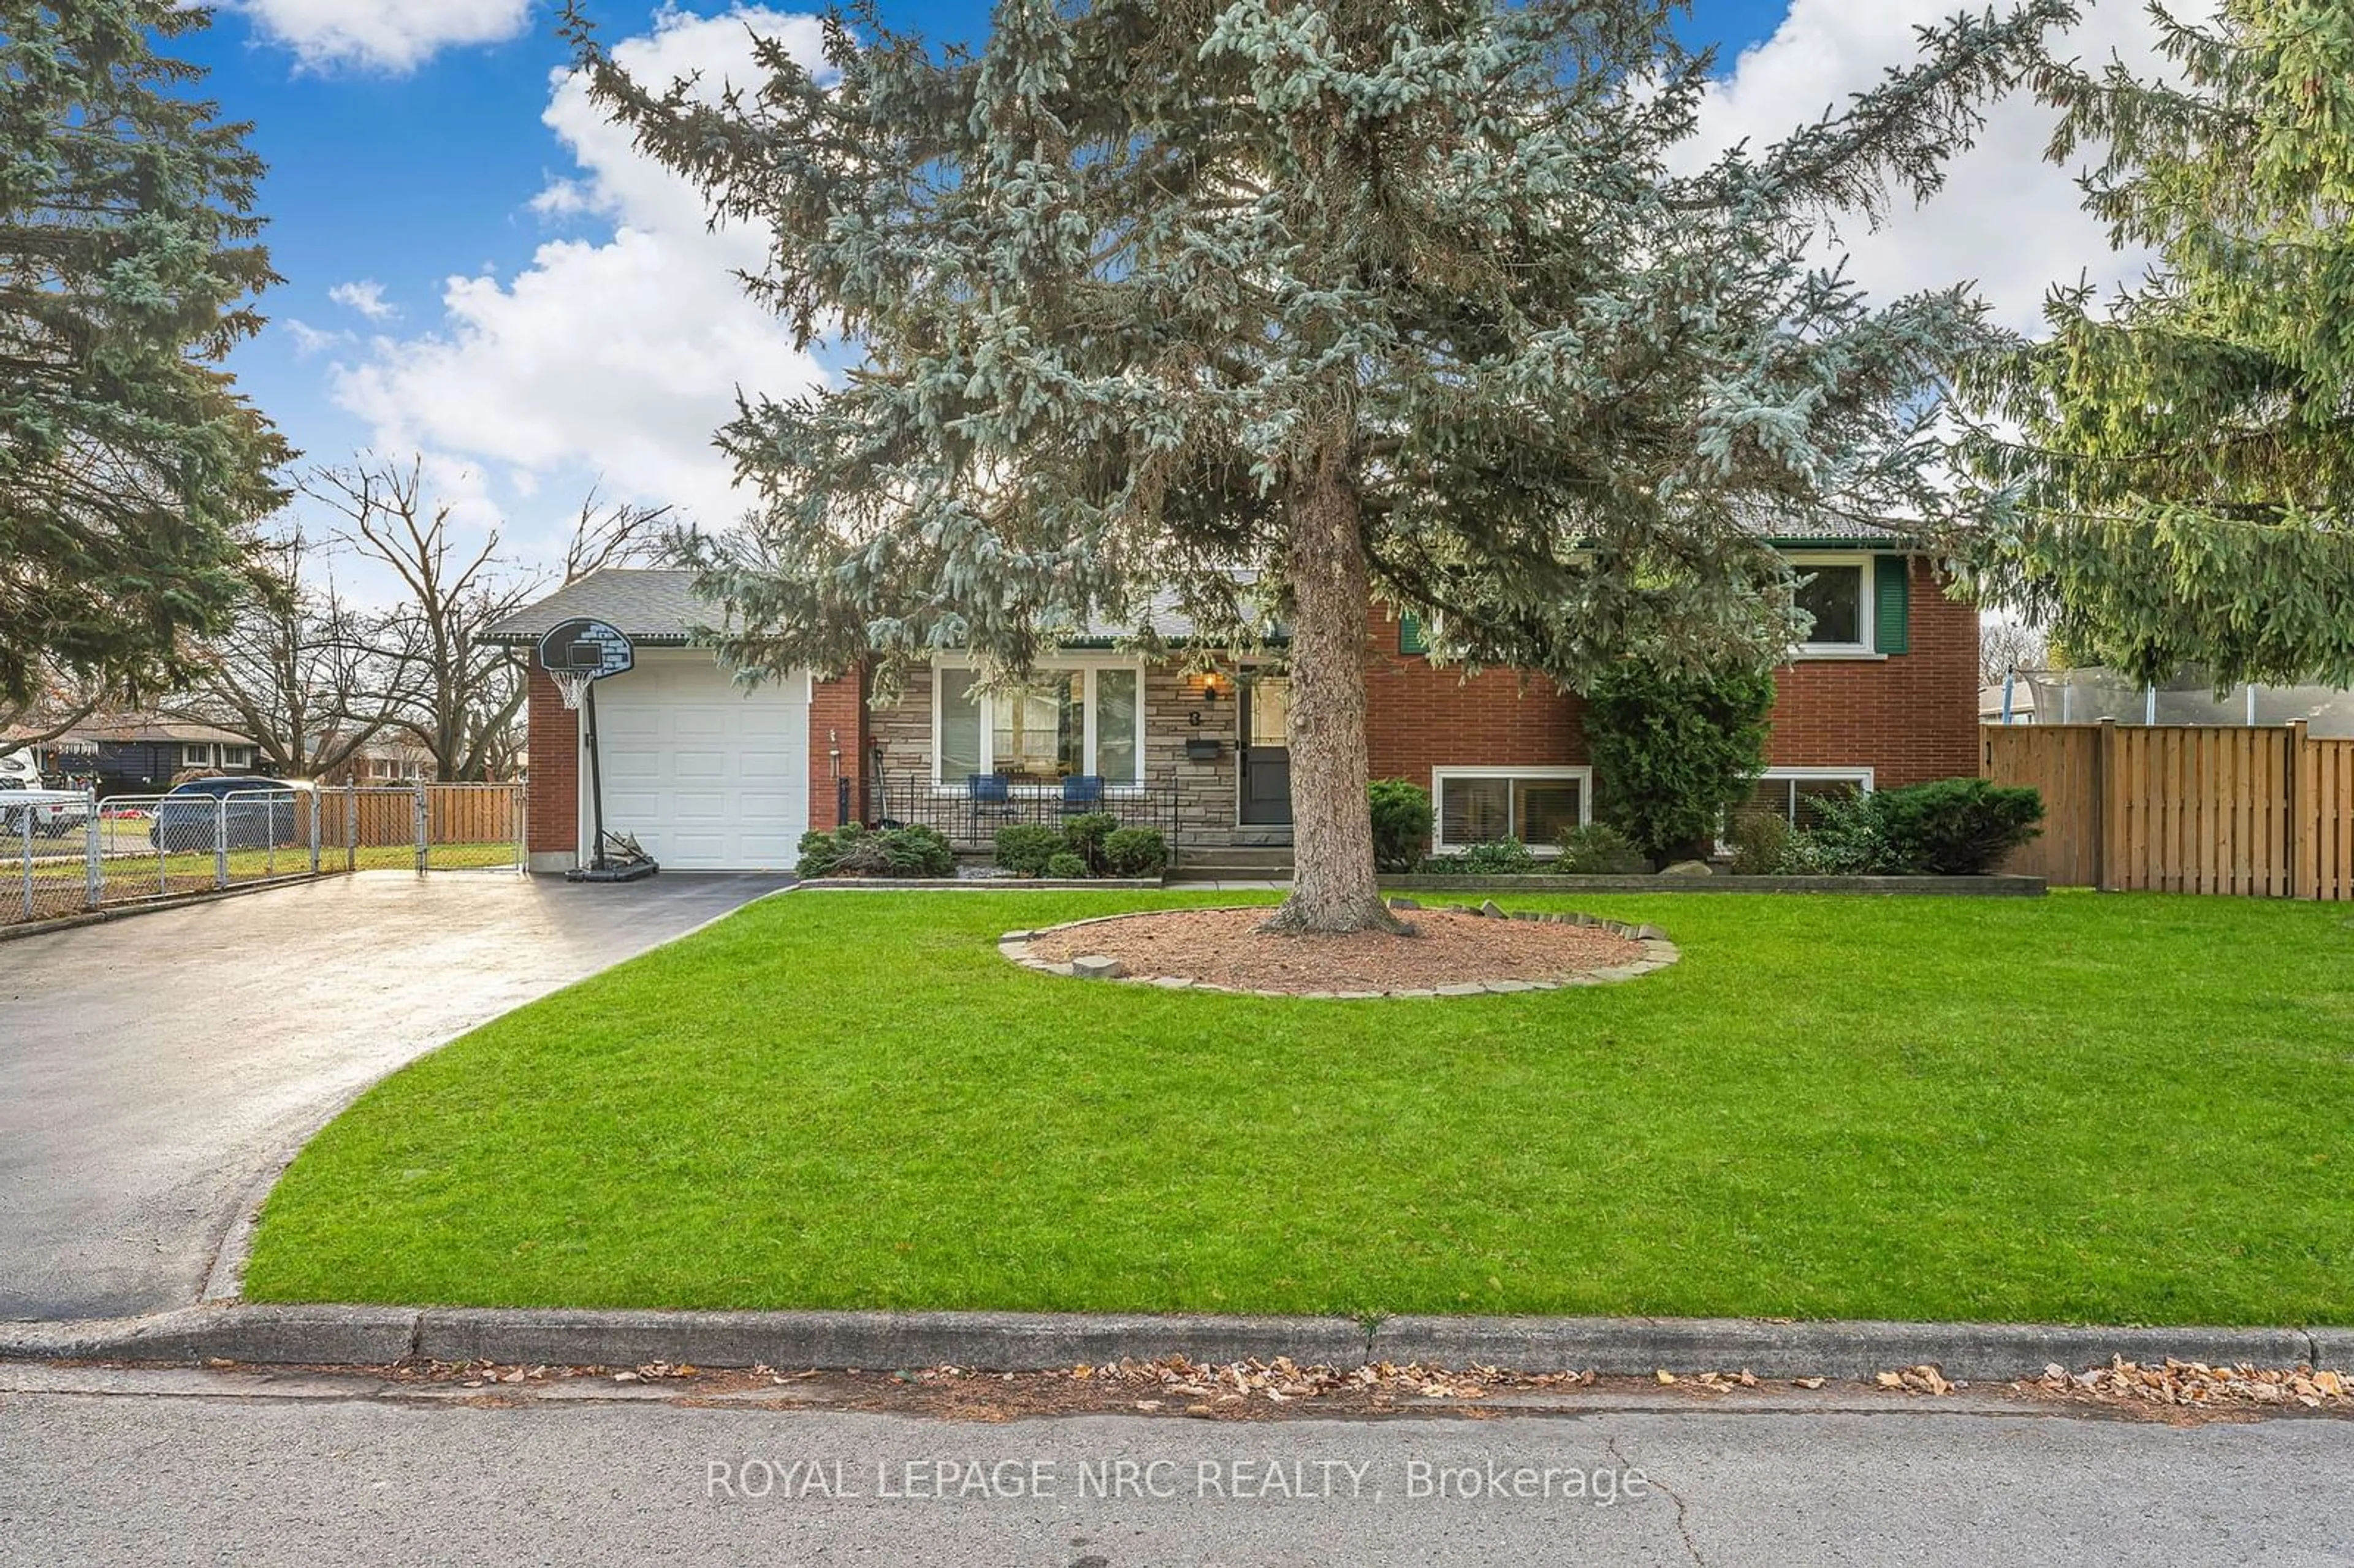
[996,904,1680,997]
[1382,873,2047,896]
[3,1304,2340,1383]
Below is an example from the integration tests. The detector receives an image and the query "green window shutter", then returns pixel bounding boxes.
[1399,614,1428,657]
[1874,555,1910,655]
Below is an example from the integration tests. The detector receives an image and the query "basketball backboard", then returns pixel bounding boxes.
[537,618,635,682]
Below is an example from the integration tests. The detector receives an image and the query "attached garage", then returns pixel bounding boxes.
[588,652,809,871]
[486,569,851,876]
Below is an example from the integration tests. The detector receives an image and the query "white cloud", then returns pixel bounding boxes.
[329,280,399,321]
[1689,0,2172,332]
[282,319,353,356]
[235,0,533,73]
[332,6,831,532]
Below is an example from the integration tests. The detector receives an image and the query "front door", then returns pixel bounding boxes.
[1237,676,1292,827]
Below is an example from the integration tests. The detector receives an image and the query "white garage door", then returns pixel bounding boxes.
[585,652,810,871]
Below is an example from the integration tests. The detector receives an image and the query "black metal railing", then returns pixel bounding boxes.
[843,771,1185,855]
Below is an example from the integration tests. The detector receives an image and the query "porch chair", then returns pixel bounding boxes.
[966,772,1019,843]
[1057,774,1105,818]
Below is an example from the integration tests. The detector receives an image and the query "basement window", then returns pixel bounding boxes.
[1431,767,1591,853]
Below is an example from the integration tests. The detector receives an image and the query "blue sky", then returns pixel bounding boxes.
[173,1,2149,583]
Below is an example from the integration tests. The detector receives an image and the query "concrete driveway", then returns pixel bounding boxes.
[0,871,788,1322]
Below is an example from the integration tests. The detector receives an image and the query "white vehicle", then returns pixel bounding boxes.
[0,787,87,840]
[0,753,89,839]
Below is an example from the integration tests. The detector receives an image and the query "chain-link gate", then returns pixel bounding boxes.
[6,782,525,930]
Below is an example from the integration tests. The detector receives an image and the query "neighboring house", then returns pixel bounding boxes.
[489,548,1979,874]
[61,717,267,796]
[1980,680,2039,726]
[313,737,440,788]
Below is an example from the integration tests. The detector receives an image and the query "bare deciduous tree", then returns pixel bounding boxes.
[165,527,414,778]
[565,485,671,583]
[1979,615,2051,687]
[303,458,671,782]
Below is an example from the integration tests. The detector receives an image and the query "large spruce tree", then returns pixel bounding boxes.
[569,0,2066,932]
[0,2,287,714]
[1962,1,2354,687]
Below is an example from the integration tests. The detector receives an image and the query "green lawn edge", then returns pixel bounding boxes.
[243,888,2354,1327]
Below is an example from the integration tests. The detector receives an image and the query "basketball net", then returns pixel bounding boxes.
[552,670,595,711]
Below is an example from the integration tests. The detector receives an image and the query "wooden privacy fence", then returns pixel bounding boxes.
[1983,722,2354,899]
[309,785,522,850]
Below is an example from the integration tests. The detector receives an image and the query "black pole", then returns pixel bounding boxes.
[583,679,609,869]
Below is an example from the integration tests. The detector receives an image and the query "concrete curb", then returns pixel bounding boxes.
[1371,1315,2324,1383]
[2,1306,2334,1380]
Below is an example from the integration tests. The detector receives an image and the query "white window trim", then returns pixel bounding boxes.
[1430,765,1593,854]
[1786,552,1884,660]
[931,657,1149,794]
[181,744,214,768]
[1720,767,1876,848]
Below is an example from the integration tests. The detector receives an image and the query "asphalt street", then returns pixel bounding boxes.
[2,1366,2348,1566]
[0,870,787,1319]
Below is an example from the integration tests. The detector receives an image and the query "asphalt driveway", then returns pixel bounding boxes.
[0,871,788,1322]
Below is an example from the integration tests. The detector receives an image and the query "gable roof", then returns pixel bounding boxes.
[71,716,259,747]
[481,570,713,647]
[481,568,1228,650]
[486,533,1922,657]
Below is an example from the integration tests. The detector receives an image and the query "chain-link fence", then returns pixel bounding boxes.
[5,782,525,930]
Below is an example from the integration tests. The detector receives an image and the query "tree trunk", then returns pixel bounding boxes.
[1262,443,1400,936]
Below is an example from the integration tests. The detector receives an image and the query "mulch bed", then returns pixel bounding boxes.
[1021,906,1645,995]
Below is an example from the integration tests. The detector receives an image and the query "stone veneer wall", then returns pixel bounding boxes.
[869,661,1245,851]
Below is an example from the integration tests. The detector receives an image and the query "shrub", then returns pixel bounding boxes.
[1061,811,1120,873]
[1787,780,2043,875]
[1726,811,1792,876]
[1584,663,1776,866]
[1554,822,1647,875]
[794,824,856,878]
[1871,778,2044,875]
[1045,851,1089,879]
[797,822,953,878]
[1368,778,1434,872]
[1102,826,1170,878]
[880,824,954,877]
[1421,837,1541,875]
[1783,793,1886,875]
[994,823,1065,877]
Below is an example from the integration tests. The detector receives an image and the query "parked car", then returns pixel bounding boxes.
[149,778,302,852]
[0,777,89,839]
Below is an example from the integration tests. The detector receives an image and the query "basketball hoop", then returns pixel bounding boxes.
[535,617,655,882]
[536,617,635,700]
[549,668,595,710]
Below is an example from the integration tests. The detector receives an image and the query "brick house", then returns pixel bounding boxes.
[487,544,1977,873]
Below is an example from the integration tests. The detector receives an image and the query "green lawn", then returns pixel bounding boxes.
[243,889,2354,1326]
